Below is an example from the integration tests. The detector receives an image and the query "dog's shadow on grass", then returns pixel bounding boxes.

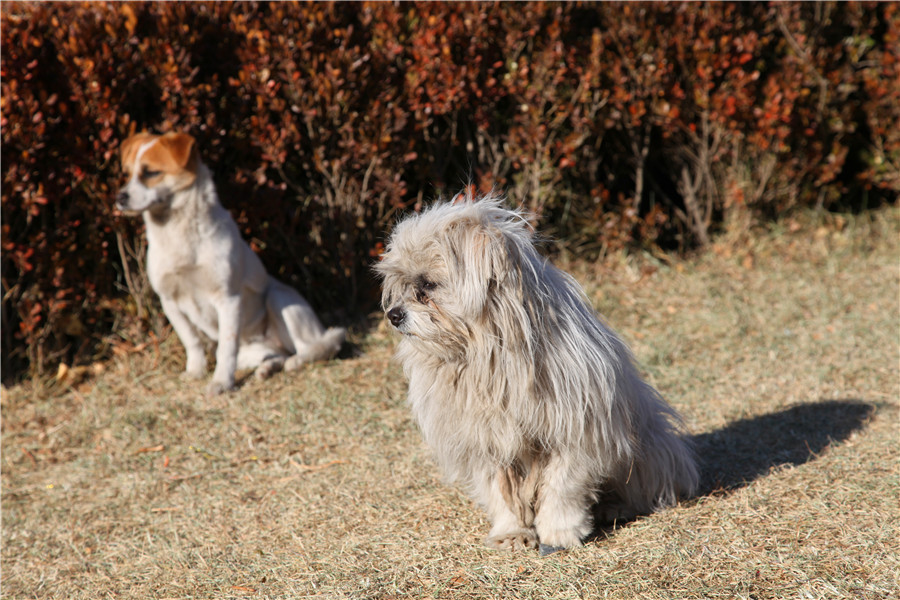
[589,399,875,540]
[691,398,875,495]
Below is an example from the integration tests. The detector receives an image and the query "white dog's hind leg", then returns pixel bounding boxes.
[236,341,286,380]
[159,296,207,379]
[267,281,345,368]
[533,451,595,552]
[283,327,345,370]
[254,356,286,379]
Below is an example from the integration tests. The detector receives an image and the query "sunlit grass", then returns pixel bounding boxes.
[3,206,897,599]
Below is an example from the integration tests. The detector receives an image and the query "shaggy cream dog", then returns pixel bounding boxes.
[376,194,698,555]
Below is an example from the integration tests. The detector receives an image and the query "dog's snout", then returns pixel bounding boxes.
[387,306,406,328]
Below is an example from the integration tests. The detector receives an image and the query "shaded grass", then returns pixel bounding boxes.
[2,207,898,599]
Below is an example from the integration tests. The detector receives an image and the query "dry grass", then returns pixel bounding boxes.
[3,207,898,600]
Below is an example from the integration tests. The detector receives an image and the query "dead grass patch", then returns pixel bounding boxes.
[3,207,898,599]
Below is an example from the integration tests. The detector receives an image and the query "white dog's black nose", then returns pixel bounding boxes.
[115,190,129,209]
[387,307,406,328]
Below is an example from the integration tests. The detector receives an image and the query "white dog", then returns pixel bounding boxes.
[116,131,345,395]
[376,194,698,555]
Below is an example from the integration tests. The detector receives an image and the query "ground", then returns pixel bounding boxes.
[2,207,898,599]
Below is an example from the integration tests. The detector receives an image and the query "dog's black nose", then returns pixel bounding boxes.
[115,190,129,209]
[387,306,406,328]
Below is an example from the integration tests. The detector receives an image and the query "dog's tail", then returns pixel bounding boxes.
[315,327,347,360]
[285,327,346,370]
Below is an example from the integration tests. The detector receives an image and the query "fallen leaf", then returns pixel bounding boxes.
[742,254,755,269]
[135,445,165,454]
[289,459,346,472]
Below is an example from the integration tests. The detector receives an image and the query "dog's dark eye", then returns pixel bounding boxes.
[415,278,437,303]
[141,168,162,179]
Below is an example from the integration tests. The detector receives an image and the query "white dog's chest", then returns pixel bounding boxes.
[150,261,222,339]
[145,216,226,297]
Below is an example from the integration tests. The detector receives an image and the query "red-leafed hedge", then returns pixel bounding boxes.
[2,1,897,380]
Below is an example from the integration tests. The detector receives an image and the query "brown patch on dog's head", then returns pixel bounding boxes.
[156,132,198,172]
[120,132,158,174]
[120,132,198,177]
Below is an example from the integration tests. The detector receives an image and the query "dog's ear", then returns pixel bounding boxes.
[445,218,514,316]
[119,132,156,172]
[159,132,198,171]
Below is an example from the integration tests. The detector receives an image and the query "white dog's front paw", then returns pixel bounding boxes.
[182,368,205,381]
[484,528,539,552]
[205,379,235,396]
[183,352,207,379]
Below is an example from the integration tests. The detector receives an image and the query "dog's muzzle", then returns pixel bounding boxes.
[387,306,406,328]
[115,189,168,214]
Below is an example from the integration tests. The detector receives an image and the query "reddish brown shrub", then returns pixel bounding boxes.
[2,1,896,380]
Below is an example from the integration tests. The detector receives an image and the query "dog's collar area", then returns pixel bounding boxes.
[145,198,175,224]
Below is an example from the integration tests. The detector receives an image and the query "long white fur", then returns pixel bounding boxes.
[117,133,345,395]
[377,193,698,551]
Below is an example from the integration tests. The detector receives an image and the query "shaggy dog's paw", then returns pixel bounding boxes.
[484,528,539,552]
[534,528,584,551]
[205,379,235,396]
